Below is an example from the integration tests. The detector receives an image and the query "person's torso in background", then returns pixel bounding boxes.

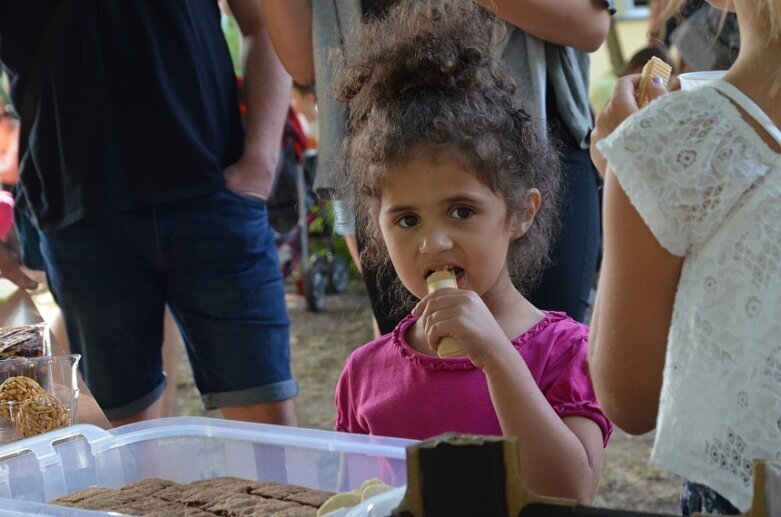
[0,0,245,230]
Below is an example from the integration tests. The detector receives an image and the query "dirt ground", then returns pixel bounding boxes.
[170,279,683,513]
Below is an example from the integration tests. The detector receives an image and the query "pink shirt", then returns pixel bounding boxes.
[0,191,13,242]
[335,311,612,445]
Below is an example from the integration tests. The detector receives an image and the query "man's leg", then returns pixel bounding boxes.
[162,188,298,426]
[159,307,183,417]
[110,397,164,426]
[527,146,601,323]
[40,213,169,426]
[221,400,297,424]
[110,312,177,425]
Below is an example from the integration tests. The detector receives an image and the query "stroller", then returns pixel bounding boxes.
[266,108,350,312]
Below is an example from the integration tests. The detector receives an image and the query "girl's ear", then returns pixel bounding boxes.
[511,188,542,240]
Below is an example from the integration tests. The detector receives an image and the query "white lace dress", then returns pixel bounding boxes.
[598,81,781,511]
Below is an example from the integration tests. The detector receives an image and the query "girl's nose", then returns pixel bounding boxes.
[419,227,453,254]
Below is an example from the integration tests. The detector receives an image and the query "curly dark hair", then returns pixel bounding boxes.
[335,0,561,305]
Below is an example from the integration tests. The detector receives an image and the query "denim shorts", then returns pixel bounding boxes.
[40,186,298,421]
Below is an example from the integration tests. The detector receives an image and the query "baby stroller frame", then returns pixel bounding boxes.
[295,152,350,312]
[267,112,349,312]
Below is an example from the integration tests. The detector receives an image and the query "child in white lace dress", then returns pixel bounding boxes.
[588,0,781,513]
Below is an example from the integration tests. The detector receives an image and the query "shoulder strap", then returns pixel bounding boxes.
[710,79,781,147]
[17,0,78,161]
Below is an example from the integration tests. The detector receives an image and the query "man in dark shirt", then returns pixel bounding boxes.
[0,0,298,426]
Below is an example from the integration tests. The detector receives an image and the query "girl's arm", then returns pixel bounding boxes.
[415,293,603,503]
[483,346,604,504]
[588,168,683,435]
[476,0,611,52]
[260,0,315,86]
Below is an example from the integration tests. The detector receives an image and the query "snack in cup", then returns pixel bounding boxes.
[0,375,46,421]
[15,393,69,438]
[0,324,49,359]
[636,56,672,108]
[425,270,464,357]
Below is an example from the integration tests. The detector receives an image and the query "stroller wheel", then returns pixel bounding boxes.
[327,255,350,294]
[305,257,329,312]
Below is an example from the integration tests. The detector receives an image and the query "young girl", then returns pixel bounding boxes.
[589,0,781,513]
[264,0,611,332]
[332,0,612,504]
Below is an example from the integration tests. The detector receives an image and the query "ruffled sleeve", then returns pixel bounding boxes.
[597,90,770,256]
[334,354,366,434]
[541,332,613,446]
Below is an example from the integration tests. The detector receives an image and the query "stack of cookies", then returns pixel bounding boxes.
[51,477,337,516]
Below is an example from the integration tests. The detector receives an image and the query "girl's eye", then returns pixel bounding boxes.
[397,215,419,228]
[451,207,475,220]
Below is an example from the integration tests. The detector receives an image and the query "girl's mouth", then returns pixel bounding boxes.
[425,266,465,288]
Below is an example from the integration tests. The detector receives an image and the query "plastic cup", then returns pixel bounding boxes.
[0,354,81,443]
[678,70,727,91]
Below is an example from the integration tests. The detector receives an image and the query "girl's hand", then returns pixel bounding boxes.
[590,74,668,176]
[412,288,511,369]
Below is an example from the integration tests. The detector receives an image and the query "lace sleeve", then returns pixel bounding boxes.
[597,91,768,256]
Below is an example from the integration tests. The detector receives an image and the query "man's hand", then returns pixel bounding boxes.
[224,155,276,201]
[590,74,667,176]
[0,243,37,290]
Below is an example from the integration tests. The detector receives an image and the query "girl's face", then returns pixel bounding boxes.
[378,152,528,304]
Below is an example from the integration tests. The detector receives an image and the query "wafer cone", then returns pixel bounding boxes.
[637,56,672,108]
[426,271,464,357]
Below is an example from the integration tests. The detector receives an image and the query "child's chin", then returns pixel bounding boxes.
[407,286,428,302]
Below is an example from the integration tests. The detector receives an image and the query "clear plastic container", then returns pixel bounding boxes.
[0,416,414,516]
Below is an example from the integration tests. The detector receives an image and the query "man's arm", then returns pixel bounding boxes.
[260,0,314,86]
[476,0,611,52]
[0,242,37,290]
[225,0,292,200]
